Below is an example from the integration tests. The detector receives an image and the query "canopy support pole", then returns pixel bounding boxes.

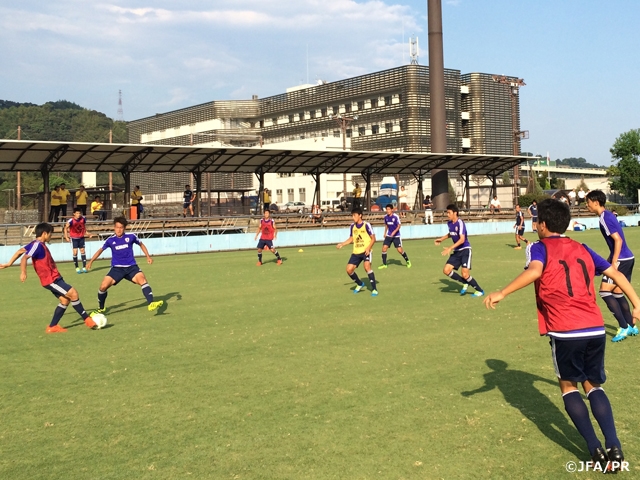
[41,169,50,222]
[193,170,202,217]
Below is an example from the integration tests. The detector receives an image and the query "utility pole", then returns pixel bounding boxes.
[108,129,113,191]
[16,126,21,210]
[492,75,528,207]
[428,0,449,210]
[329,113,358,200]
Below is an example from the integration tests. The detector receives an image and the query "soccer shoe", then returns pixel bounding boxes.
[406,261,412,268]
[513,246,522,250]
[472,291,485,298]
[628,324,639,336]
[76,267,82,274]
[460,284,468,296]
[612,327,628,342]
[256,262,262,266]
[276,259,282,265]
[148,300,164,312]
[91,308,106,316]
[377,264,388,270]
[46,325,68,333]
[607,445,624,472]
[82,267,88,273]
[371,290,379,297]
[84,317,97,329]
[591,447,609,472]
[354,282,365,294]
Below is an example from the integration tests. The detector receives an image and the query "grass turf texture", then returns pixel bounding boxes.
[1,229,639,479]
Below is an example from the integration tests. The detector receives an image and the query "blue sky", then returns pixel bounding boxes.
[1,0,638,164]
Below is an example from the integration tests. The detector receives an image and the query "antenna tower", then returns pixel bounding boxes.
[409,36,419,65]
[117,90,124,121]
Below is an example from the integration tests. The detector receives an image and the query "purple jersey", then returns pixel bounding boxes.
[599,210,634,261]
[101,233,141,267]
[383,213,401,237]
[448,219,470,251]
[526,237,611,275]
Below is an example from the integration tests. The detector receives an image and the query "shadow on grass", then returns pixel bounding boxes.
[384,259,404,267]
[438,278,462,294]
[462,359,588,460]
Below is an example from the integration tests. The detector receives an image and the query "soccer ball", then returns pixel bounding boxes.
[91,313,108,329]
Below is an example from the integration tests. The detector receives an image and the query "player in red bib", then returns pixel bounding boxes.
[0,223,96,333]
[254,209,282,266]
[64,207,94,273]
[483,199,639,472]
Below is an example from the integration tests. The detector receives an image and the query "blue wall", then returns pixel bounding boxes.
[1,215,638,264]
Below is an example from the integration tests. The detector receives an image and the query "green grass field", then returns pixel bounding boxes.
[1,229,639,479]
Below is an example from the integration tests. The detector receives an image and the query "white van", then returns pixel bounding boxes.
[321,199,341,211]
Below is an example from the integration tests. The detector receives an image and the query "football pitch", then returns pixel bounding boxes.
[1,229,639,479]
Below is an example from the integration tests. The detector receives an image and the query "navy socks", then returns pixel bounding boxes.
[563,390,602,455]
[50,303,67,327]
[349,272,362,285]
[367,271,377,291]
[98,290,108,309]
[600,292,628,329]
[141,284,154,304]
[587,387,621,450]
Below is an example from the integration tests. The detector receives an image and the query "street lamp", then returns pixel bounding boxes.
[328,113,358,200]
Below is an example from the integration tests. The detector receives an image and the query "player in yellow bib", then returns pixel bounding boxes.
[337,207,378,296]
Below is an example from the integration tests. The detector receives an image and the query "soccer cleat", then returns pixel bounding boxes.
[354,282,365,294]
[612,327,628,342]
[378,264,388,270]
[82,267,88,273]
[46,325,67,333]
[256,262,262,266]
[628,324,639,336]
[472,291,485,298]
[276,259,282,265]
[460,284,468,296]
[371,290,379,297]
[406,261,412,268]
[148,300,164,312]
[76,267,82,273]
[91,308,106,316]
[514,246,522,250]
[591,447,609,472]
[84,317,97,329]
[607,445,624,472]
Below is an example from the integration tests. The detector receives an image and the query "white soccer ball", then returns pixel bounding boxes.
[92,313,108,329]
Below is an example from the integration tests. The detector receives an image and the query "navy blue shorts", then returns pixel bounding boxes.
[603,258,634,284]
[532,217,538,223]
[107,265,142,285]
[44,277,73,298]
[447,249,472,270]
[257,239,274,250]
[383,237,402,248]
[71,238,85,249]
[517,227,525,236]
[348,252,371,267]
[550,336,606,384]
[183,202,192,209]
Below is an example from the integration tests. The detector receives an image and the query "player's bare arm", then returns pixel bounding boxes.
[365,234,376,256]
[434,233,449,245]
[609,232,623,267]
[139,242,154,264]
[484,260,543,309]
[441,234,465,256]
[19,254,28,282]
[63,223,70,242]
[87,247,104,270]
[0,247,26,269]
[337,237,354,249]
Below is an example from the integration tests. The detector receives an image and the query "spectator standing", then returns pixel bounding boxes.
[59,183,70,218]
[489,196,501,214]
[75,185,88,216]
[49,185,62,222]
[569,189,577,205]
[183,185,195,218]
[578,188,586,204]
[131,186,143,219]
[423,195,434,225]
[353,183,362,209]
[263,189,271,212]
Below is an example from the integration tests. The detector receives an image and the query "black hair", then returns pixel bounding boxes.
[135,186,140,189]
[532,199,537,204]
[351,207,363,216]
[385,204,394,210]
[586,189,606,206]
[113,216,128,227]
[446,203,459,214]
[94,195,101,200]
[537,198,571,234]
[73,207,82,213]
[35,223,53,237]
[186,185,190,188]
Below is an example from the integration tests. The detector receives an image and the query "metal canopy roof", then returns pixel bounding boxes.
[0,140,533,177]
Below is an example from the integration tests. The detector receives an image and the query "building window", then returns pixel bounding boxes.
[372,125,380,134]
[371,98,378,108]
[321,107,327,117]
[288,114,294,123]
[346,128,352,138]
[357,101,364,110]
[332,106,339,115]
[272,118,277,124]
[358,126,366,136]
[344,103,352,113]
[310,110,316,119]
[299,188,306,203]
[385,123,392,133]
[384,95,392,106]
[288,188,294,202]
[276,189,283,203]
[299,112,305,120]
[333,130,341,138]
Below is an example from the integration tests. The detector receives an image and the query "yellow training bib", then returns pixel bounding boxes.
[351,222,372,254]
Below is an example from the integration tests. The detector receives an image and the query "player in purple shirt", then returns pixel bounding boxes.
[586,190,638,341]
[434,204,484,297]
[378,204,411,269]
[87,216,164,314]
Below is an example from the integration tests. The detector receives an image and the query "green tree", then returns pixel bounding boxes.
[609,129,640,202]
[501,171,510,185]
[448,178,457,204]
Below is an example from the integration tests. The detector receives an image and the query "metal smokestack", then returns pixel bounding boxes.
[428,0,449,210]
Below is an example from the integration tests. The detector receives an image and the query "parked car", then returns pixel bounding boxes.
[321,199,342,211]
[283,201,308,213]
